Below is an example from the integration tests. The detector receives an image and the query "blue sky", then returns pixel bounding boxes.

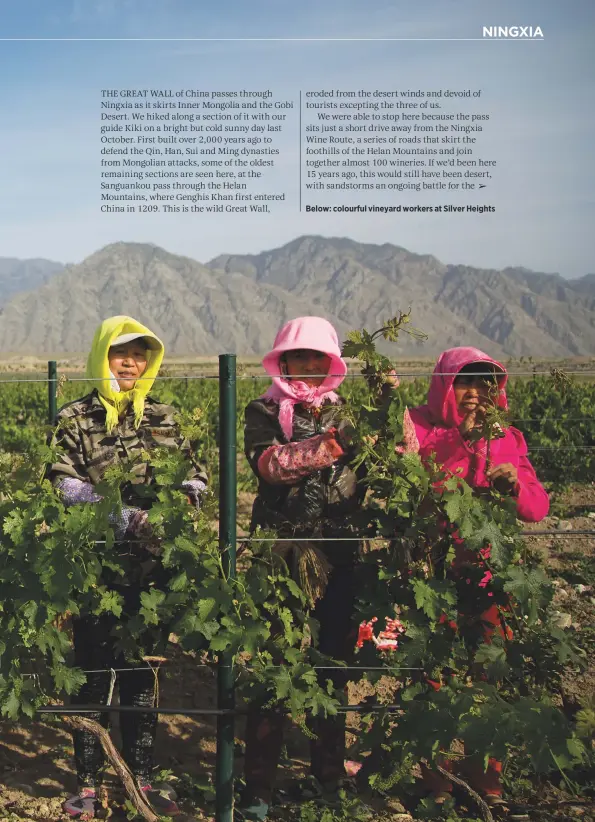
[0,0,593,277]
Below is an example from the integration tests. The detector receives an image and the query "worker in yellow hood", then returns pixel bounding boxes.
[86,314,164,433]
[47,315,206,818]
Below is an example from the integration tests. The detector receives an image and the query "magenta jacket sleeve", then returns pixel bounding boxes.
[510,429,550,522]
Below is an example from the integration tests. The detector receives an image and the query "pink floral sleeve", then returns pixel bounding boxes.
[395,407,421,454]
[257,431,345,485]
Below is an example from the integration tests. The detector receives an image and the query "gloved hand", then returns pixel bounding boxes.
[126,509,153,539]
[182,479,207,511]
[126,509,164,557]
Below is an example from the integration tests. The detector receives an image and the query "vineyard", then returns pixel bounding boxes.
[3,363,595,489]
[0,347,594,822]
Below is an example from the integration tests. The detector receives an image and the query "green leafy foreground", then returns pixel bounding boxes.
[0,321,593,818]
[335,320,594,812]
[0,441,339,730]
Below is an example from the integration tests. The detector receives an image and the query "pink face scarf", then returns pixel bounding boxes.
[427,346,508,430]
[426,346,508,470]
[260,316,348,441]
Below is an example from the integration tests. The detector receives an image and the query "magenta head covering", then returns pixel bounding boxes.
[261,316,347,440]
[427,346,508,428]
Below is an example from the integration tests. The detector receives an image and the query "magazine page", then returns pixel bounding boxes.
[0,1,593,821]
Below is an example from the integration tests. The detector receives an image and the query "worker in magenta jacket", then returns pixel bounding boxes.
[404,346,549,522]
[400,346,548,812]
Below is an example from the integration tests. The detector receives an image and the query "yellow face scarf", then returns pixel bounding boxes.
[86,315,165,434]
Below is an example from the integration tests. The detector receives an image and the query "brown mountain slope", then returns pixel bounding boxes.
[0,243,330,355]
[208,236,594,357]
[0,257,64,306]
[0,236,592,356]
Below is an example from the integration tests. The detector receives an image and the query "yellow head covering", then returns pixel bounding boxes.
[86,315,164,434]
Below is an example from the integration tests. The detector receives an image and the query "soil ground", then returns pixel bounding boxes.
[0,485,593,822]
[2,356,594,377]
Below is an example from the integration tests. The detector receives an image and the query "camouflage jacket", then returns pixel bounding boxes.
[47,390,207,508]
[244,397,366,543]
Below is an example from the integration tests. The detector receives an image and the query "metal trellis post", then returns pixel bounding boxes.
[48,360,58,425]
[215,354,237,822]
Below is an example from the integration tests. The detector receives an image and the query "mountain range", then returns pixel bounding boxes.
[0,236,592,358]
[0,258,64,307]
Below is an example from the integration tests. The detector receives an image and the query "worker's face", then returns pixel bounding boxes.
[283,349,331,387]
[453,364,499,412]
[108,342,148,391]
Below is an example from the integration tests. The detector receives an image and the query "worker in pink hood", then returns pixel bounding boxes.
[239,317,366,820]
[260,315,348,441]
[401,347,548,812]
[405,346,549,522]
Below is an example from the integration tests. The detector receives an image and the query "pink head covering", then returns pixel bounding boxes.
[427,346,508,428]
[261,316,347,440]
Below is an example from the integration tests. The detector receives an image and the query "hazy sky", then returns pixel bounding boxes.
[0,0,593,277]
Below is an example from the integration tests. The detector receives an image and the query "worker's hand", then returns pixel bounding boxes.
[458,404,487,438]
[127,509,153,539]
[487,463,518,495]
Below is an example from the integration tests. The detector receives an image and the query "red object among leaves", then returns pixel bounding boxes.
[356,618,377,648]
[438,613,458,631]
[356,616,405,652]
[479,570,494,588]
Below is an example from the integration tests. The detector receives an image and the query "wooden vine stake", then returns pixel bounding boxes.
[433,763,495,822]
[61,715,159,822]
[419,759,495,822]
